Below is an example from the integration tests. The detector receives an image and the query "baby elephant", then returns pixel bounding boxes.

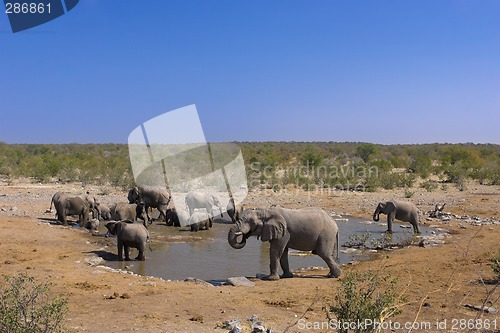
[189,211,212,232]
[85,218,100,232]
[105,221,149,261]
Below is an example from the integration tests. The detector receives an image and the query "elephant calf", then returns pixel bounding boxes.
[189,210,212,232]
[105,221,149,261]
[373,200,420,234]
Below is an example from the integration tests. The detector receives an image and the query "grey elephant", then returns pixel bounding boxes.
[185,191,223,219]
[50,191,98,219]
[226,197,243,223]
[189,210,212,232]
[85,218,100,232]
[228,207,341,280]
[49,191,72,213]
[105,221,149,261]
[110,203,148,227]
[96,202,111,220]
[128,186,170,222]
[166,207,190,227]
[54,195,90,226]
[373,200,420,234]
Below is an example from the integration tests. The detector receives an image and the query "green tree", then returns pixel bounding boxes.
[356,144,377,163]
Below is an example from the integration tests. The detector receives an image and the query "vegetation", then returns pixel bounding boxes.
[0,273,68,333]
[0,142,498,191]
[324,271,406,333]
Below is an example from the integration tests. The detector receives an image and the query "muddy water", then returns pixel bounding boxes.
[102,217,433,281]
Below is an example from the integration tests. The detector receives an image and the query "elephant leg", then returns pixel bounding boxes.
[124,245,131,261]
[136,245,145,261]
[117,241,124,261]
[280,247,293,278]
[411,218,421,234]
[387,213,394,233]
[267,238,288,280]
[316,248,341,278]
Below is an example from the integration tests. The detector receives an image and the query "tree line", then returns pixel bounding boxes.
[0,142,498,191]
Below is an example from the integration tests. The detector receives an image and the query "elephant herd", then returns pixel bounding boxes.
[49,188,421,280]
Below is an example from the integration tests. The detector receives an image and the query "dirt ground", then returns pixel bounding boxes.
[0,179,499,332]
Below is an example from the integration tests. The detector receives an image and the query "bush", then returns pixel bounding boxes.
[324,271,405,333]
[0,274,68,333]
[420,180,438,192]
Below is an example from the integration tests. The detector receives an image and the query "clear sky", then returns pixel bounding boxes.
[1,1,499,144]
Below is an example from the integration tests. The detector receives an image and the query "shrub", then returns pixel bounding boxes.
[404,189,414,198]
[420,180,438,192]
[0,274,68,333]
[324,271,405,333]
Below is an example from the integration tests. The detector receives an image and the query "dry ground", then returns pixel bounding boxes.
[0,179,499,332]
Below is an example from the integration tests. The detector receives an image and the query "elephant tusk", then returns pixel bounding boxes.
[234,231,243,236]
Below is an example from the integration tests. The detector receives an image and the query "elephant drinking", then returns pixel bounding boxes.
[373,200,420,234]
[228,207,341,280]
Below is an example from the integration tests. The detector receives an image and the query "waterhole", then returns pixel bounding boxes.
[99,217,432,281]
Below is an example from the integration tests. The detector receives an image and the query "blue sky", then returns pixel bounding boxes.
[1,1,499,144]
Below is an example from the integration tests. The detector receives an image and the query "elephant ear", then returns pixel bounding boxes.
[386,201,397,213]
[261,211,287,242]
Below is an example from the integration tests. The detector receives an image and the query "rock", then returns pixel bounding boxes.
[183,277,214,287]
[120,293,131,299]
[85,257,104,266]
[226,277,255,287]
[10,206,18,212]
[423,302,432,307]
[1,208,6,212]
[223,318,241,331]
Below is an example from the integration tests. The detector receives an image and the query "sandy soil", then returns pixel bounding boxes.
[0,179,499,332]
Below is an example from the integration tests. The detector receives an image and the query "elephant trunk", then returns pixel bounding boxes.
[373,209,380,222]
[228,226,246,249]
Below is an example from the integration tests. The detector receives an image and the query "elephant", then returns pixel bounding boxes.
[83,192,99,219]
[49,191,72,213]
[128,186,170,222]
[185,191,223,220]
[110,203,138,221]
[96,202,111,221]
[373,200,420,234]
[189,210,212,232]
[85,218,100,232]
[50,191,98,219]
[54,195,90,227]
[110,203,149,227]
[165,207,190,227]
[105,221,149,261]
[228,207,341,280]
[226,197,243,223]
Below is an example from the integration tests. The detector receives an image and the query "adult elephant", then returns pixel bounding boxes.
[228,207,341,280]
[226,197,243,223]
[128,186,170,222]
[50,191,98,219]
[185,191,223,219]
[373,200,420,234]
[54,196,90,226]
[105,221,149,261]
